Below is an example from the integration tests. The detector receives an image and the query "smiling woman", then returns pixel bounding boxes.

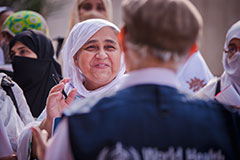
[73,27,121,90]
[62,19,125,97]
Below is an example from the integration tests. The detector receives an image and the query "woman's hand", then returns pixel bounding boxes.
[46,78,77,122]
[40,78,77,136]
[32,78,77,158]
[0,154,17,160]
[31,127,48,160]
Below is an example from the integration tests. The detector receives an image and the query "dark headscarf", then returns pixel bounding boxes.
[9,30,62,117]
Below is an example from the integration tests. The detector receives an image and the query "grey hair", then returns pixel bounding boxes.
[126,40,186,63]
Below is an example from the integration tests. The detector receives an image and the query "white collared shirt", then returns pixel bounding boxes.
[118,67,178,90]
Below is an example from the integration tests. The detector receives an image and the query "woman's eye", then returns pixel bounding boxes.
[81,3,92,11]
[227,44,237,53]
[105,45,116,51]
[20,49,28,55]
[85,45,97,51]
[97,4,105,11]
[229,47,236,53]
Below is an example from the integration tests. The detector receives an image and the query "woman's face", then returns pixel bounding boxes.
[226,38,240,59]
[10,41,37,59]
[74,27,121,90]
[78,0,107,21]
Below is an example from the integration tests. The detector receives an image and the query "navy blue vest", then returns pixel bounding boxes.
[67,85,240,160]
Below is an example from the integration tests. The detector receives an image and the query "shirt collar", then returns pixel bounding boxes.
[118,67,179,90]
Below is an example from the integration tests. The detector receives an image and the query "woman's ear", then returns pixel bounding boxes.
[73,53,79,67]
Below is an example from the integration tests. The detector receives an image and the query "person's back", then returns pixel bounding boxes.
[67,83,240,159]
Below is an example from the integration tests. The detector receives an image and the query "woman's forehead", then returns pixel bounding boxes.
[79,0,103,5]
[87,27,118,41]
[229,38,240,46]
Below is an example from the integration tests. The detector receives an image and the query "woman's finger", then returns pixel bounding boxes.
[31,127,48,146]
[31,127,48,160]
[60,77,70,84]
[49,83,65,94]
[46,91,63,109]
[64,88,77,107]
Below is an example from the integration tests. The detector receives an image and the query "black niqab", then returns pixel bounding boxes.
[10,30,62,117]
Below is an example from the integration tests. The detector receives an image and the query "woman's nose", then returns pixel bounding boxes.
[95,48,108,59]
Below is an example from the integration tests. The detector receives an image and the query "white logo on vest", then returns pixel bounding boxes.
[97,142,225,160]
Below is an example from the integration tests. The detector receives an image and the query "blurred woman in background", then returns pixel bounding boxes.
[196,20,240,106]
[0,10,49,76]
[69,0,112,31]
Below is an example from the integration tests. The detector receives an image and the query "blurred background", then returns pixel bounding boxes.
[1,0,240,76]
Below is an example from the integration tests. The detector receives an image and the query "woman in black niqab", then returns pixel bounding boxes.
[9,29,62,117]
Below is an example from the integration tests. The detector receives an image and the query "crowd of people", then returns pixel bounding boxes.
[0,0,240,159]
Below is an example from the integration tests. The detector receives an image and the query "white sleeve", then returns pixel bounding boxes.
[11,80,35,124]
[0,88,25,152]
[45,118,74,160]
[0,116,14,157]
[17,121,41,160]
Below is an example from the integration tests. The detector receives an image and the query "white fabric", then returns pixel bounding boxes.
[9,78,35,125]
[119,67,178,90]
[215,84,240,106]
[222,20,240,95]
[0,73,34,125]
[0,64,13,72]
[177,51,213,95]
[62,18,125,98]
[0,116,14,158]
[195,77,218,100]
[0,84,24,151]
[45,118,73,160]
[17,121,41,160]
[0,73,34,159]
[196,20,240,105]
[45,68,179,160]
[0,73,34,155]
[196,73,240,106]
[0,47,5,65]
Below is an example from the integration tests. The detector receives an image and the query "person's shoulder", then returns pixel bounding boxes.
[64,85,151,117]
[64,88,119,116]
[183,92,235,114]
[90,84,188,112]
[172,84,231,112]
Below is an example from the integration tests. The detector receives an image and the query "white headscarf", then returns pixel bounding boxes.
[62,19,125,98]
[222,20,240,94]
